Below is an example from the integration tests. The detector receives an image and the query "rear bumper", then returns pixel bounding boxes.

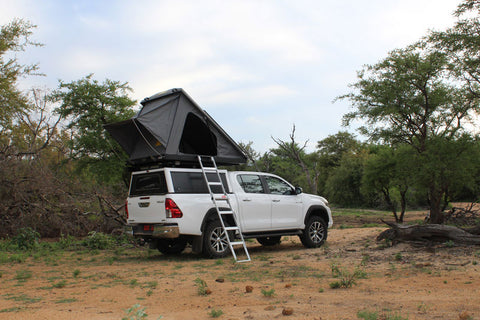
[131,224,180,239]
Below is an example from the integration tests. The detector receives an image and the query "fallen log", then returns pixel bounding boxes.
[377,220,480,245]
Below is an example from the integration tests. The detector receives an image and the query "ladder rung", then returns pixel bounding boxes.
[208,182,223,186]
[220,210,233,215]
[203,167,217,171]
[224,226,239,231]
[237,259,251,263]
[214,197,228,201]
[230,241,246,246]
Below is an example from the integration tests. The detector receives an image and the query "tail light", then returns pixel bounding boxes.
[165,198,183,218]
[125,199,129,219]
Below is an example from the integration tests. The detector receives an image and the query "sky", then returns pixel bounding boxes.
[1,0,461,153]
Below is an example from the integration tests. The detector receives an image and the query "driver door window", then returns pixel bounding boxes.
[265,176,294,195]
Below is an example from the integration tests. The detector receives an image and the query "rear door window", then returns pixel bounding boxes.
[129,172,167,196]
[171,172,229,194]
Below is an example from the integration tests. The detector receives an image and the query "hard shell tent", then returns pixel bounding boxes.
[104,88,247,166]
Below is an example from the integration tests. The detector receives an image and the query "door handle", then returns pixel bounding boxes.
[272,199,280,203]
[243,199,252,202]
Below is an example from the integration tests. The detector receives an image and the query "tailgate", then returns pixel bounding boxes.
[127,195,167,224]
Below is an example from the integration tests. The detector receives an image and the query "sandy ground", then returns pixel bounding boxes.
[1,215,480,320]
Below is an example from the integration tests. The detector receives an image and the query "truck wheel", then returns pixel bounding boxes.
[300,216,327,248]
[203,220,230,259]
[257,236,281,246]
[157,238,187,255]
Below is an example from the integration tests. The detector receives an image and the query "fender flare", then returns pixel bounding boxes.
[304,205,330,226]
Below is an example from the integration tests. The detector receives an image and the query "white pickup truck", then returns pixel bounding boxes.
[126,167,332,258]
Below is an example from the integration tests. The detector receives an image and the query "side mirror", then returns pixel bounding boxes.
[295,187,303,195]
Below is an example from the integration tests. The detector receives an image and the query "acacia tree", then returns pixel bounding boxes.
[51,74,137,185]
[316,131,363,168]
[324,149,369,207]
[340,43,480,224]
[362,145,414,222]
[11,89,62,157]
[0,19,42,155]
[316,131,364,198]
[431,0,480,98]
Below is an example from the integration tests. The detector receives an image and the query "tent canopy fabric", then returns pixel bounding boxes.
[104,88,247,166]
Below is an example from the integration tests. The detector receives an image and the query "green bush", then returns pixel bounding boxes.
[12,227,40,250]
[122,303,163,320]
[330,262,367,289]
[194,278,208,296]
[261,288,275,297]
[208,308,223,318]
[82,231,115,250]
[58,234,80,250]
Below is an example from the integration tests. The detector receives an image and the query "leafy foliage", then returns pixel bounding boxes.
[12,227,40,250]
[329,262,367,289]
[0,19,42,130]
[194,277,209,296]
[340,43,474,151]
[362,145,415,222]
[122,304,163,320]
[338,26,480,222]
[325,150,369,207]
[82,231,115,250]
[208,309,224,318]
[51,74,137,185]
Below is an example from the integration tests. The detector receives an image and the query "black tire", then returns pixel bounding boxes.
[300,216,327,248]
[157,238,187,255]
[202,220,231,259]
[257,236,282,246]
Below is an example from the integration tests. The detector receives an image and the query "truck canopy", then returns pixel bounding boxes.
[104,88,247,166]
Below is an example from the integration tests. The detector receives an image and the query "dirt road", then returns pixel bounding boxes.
[1,226,479,319]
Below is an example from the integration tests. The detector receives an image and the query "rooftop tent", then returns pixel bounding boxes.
[104,88,247,166]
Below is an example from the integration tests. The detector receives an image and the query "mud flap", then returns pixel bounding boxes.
[191,235,203,254]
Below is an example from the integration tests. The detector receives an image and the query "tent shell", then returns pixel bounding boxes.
[104,88,247,168]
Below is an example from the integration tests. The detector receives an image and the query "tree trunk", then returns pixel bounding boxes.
[428,186,445,224]
[377,220,480,245]
[399,187,408,223]
[382,188,399,222]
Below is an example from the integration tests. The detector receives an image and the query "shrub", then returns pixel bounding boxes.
[12,227,40,250]
[261,288,275,297]
[122,303,163,320]
[58,234,80,250]
[83,231,115,250]
[209,308,223,318]
[330,262,367,289]
[194,278,208,296]
[122,304,148,320]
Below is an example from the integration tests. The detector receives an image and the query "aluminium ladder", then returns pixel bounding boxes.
[197,155,251,262]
